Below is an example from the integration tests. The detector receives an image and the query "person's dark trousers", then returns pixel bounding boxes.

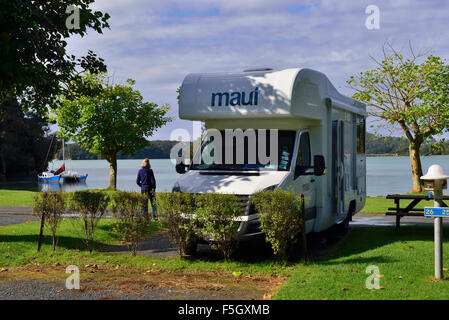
[141,189,156,220]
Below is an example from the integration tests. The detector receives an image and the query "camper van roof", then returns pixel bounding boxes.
[179,68,366,120]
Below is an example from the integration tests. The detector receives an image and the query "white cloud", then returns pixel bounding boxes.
[66,0,449,139]
[330,49,354,62]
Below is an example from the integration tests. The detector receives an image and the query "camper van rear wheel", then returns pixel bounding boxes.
[334,206,354,233]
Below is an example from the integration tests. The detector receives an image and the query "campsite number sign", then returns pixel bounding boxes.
[424,207,449,217]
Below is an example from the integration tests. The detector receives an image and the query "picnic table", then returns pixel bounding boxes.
[386,194,449,231]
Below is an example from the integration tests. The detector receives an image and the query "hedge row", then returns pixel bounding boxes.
[33,190,150,255]
[157,189,304,260]
[33,189,304,260]
[156,192,241,260]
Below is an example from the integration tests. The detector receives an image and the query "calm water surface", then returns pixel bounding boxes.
[1,156,449,196]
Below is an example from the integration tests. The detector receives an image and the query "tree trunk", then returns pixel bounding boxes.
[107,154,117,189]
[409,142,423,193]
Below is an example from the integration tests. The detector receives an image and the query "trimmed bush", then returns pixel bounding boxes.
[33,191,65,251]
[156,192,197,256]
[69,190,110,252]
[110,191,151,255]
[252,189,303,260]
[194,193,241,260]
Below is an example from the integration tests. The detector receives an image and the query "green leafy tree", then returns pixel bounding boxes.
[347,43,449,192]
[0,98,58,176]
[55,73,171,189]
[0,0,110,116]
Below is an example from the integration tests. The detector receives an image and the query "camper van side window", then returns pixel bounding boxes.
[296,132,311,173]
[356,117,365,154]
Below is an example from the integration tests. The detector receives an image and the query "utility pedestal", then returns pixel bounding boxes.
[421,165,449,280]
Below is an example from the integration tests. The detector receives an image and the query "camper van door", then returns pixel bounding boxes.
[332,120,345,216]
[291,131,316,220]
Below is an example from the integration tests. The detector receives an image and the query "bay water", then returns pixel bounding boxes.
[1,156,449,197]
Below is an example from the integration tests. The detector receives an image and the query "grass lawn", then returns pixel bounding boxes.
[360,192,438,214]
[0,189,118,208]
[274,226,449,300]
[2,218,449,299]
[0,219,293,276]
[0,190,37,207]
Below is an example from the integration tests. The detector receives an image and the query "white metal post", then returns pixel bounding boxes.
[434,183,443,280]
[421,165,448,280]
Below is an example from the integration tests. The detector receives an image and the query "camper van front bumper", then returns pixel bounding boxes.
[237,219,265,241]
[179,194,264,241]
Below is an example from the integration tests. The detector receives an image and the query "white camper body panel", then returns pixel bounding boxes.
[176,68,366,236]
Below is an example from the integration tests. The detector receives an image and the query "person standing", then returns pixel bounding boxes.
[136,158,157,220]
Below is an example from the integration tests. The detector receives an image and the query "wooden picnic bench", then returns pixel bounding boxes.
[386,194,449,231]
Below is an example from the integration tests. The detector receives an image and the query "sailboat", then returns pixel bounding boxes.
[61,170,88,183]
[37,163,64,183]
[59,140,88,183]
[38,139,88,183]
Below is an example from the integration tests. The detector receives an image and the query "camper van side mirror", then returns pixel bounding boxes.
[313,155,325,176]
[175,161,189,174]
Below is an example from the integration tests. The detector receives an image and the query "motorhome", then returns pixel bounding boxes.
[174,67,366,241]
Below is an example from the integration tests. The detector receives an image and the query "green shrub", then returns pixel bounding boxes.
[252,189,303,260]
[110,191,151,255]
[156,192,197,256]
[69,190,110,252]
[194,193,241,260]
[33,191,66,251]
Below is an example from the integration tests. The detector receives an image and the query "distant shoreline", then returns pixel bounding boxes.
[366,154,449,157]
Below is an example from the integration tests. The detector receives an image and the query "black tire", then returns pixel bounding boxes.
[333,205,354,233]
[183,241,198,256]
[334,214,350,232]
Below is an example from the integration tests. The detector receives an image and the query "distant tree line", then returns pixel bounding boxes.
[56,140,179,160]
[366,133,449,156]
[56,132,449,161]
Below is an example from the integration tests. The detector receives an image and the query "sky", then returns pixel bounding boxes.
[66,0,449,140]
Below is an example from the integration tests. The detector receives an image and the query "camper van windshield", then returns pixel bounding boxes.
[190,130,296,171]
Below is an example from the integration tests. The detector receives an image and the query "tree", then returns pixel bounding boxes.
[347,43,449,192]
[0,98,58,177]
[0,0,110,116]
[55,73,171,189]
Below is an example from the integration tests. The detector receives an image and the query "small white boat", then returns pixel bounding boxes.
[37,171,61,183]
[61,170,88,183]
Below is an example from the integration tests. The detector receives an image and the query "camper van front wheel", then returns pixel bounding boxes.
[184,241,198,256]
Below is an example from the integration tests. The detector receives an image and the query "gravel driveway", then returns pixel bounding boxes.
[0,279,252,300]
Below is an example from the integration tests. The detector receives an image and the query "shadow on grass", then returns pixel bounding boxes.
[320,256,399,265]
[0,234,108,252]
[318,225,449,264]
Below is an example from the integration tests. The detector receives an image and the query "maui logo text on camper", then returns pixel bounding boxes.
[211,87,259,107]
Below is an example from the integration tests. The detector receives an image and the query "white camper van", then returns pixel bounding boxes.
[174,68,366,241]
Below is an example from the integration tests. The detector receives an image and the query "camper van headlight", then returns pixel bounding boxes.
[172,182,181,193]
